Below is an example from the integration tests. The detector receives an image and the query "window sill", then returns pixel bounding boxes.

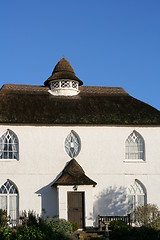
[123,159,145,163]
[0,159,19,162]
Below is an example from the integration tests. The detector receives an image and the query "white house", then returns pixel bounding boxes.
[0,58,160,228]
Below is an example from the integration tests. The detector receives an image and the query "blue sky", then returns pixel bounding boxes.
[0,0,160,110]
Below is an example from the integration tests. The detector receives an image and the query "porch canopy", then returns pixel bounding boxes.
[52,158,97,187]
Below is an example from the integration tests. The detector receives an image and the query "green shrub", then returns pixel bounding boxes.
[14,225,46,240]
[109,220,131,240]
[0,209,76,240]
[19,210,38,227]
[0,227,13,240]
[70,221,79,232]
[0,209,74,240]
[0,209,8,227]
[109,220,129,230]
[130,226,160,240]
[47,218,73,234]
[37,218,58,240]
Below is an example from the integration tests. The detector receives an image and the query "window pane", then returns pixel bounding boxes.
[128,195,134,213]
[9,196,17,222]
[137,195,144,206]
[0,196,7,211]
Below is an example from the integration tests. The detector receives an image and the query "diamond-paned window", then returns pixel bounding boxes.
[48,80,80,96]
[125,131,145,160]
[65,131,81,158]
[0,130,18,160]
[52,81,60,89]
[61,80,70,88]
[72,81,78,89]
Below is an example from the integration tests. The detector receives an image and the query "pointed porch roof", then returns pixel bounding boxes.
[52,159,97,187]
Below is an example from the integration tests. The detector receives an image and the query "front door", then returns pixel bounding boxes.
[67,192,85,229]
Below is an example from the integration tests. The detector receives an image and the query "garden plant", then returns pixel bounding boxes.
[0,210,78,240]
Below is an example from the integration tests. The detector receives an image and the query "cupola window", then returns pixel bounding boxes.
[50,80,79,92]
[51,81,60,89]
[61,80,70,88]
[72,81,78,89]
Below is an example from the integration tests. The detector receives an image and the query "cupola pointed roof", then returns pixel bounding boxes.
[44,58,83,86]
[52,159,97,186]
[53,57,75,74]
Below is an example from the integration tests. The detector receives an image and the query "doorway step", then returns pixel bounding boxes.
[73,229,109,240]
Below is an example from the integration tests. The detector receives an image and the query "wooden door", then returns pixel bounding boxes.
[67,192,85,229]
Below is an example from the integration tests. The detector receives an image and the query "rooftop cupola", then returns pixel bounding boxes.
[44,58,83,96]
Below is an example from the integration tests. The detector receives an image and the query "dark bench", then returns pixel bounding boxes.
[98,214,131,230]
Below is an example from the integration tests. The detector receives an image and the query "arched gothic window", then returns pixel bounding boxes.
[127,180,146,214]
[65,130,81,158]
[0,130,19,160]
[125,131,145,160]
[0,180,18,224]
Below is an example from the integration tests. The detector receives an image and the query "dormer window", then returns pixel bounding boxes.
[44,58,83,96]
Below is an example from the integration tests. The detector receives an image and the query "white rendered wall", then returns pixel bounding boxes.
[0,125,160,226]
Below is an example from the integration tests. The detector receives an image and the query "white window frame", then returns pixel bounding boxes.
[0,180,19,225]
[65,130,81,158]
[50,80,78,91]
[0,129,19,161]
[127,180,146,214]
[124,130,145,162]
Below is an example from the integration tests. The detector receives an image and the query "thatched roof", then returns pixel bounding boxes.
[0,84,159,125]
[0,58,160,125]
[44,58,83,86]
[52,159,97,186]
